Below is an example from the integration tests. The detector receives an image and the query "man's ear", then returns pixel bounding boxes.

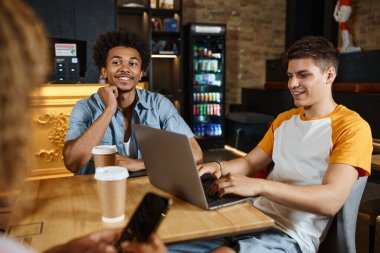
[326,67,336,84]
[101,67,107,78]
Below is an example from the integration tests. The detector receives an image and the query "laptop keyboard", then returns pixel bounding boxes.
[200,173,245,207]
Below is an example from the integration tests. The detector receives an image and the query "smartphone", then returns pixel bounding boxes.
[115,192,172,251]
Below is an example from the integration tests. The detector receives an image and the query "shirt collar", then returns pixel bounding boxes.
[93,93,105,110]
[135,88,152,110]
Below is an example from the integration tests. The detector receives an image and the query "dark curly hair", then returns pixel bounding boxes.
[285,36,339,73]
[93,29,151,71]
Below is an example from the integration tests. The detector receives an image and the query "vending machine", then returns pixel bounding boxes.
[184,23,226,150]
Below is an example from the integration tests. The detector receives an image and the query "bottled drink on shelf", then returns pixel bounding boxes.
[193,123,222,137]
[193,45,198,57]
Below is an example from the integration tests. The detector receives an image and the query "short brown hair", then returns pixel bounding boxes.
[285,36,339,73]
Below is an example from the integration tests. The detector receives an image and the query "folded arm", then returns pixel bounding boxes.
[63,87,118,173]
[64,108,115,173]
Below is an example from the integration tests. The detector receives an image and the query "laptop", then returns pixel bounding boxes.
[133,124,252,210]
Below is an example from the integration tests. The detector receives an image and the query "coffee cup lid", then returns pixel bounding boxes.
[95,166,129,181]
[92,145,117,155]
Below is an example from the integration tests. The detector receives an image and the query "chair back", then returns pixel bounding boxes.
[318,176,368,253]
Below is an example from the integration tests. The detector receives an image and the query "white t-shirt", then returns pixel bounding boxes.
[124,135,138,158]
[254,105,372,253]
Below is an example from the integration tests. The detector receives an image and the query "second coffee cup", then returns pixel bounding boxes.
[92,145,117,168]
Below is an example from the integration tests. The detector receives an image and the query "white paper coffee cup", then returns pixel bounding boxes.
[95,166,129,223]
[92,145,117,169]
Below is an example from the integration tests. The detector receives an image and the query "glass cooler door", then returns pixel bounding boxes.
[185,24,226,149]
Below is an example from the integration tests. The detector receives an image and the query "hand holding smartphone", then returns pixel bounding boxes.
[115,192,172,252]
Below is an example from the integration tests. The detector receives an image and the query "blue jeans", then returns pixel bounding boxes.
[167,228,302,253]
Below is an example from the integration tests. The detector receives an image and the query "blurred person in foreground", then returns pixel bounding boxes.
[63,30,202,175]
[0,1,164,252]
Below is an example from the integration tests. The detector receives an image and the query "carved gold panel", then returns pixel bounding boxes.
[28,84,104,179]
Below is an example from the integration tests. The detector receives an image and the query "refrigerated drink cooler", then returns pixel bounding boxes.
[184,23,226,150]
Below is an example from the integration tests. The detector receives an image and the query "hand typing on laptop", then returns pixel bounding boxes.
[198,161,262,198]
[197,162,223,178]
[200,173,219,198]
[207,172,262,198]
[200,172,247,207]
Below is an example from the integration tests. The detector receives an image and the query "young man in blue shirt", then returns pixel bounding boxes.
[63,30,202,174]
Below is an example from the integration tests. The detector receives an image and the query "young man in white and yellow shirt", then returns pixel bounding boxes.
[168,36,372,253]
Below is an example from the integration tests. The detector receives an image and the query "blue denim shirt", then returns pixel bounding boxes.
[65,88,194,174]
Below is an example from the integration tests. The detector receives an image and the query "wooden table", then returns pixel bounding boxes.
[8,175,274,252]
[372,154,380,172]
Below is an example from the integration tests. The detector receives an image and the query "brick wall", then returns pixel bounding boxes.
[352,0,380,50]
[183,0,380,108]
[183,0,286,107]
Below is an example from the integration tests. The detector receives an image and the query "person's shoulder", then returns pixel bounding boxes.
[72,93,100,114]
[332,105,371,132]
[138,89,170,104]
[75,93,98,105]
[332,105,369,125]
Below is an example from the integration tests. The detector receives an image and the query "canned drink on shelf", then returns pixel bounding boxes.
[196,93,200,102]
[216,92,221,102]
[211,60,218,72]
[195,74,203,84]
[212,53,221,58]
[213,92,217,102]
[200,93,205,102]
[198,59,203,71]
[193,60,198,71]
[206,60,212,71]
[202,74,209,84]
[208,74,216,84]
[199,104,202,115]
[201,59,205,71]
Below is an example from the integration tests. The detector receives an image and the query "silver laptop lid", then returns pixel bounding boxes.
[133,124,209,209]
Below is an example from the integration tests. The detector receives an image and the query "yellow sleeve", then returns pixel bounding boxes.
[330,110,373,176]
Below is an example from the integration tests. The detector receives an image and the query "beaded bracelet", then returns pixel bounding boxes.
[213,160,223,175]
